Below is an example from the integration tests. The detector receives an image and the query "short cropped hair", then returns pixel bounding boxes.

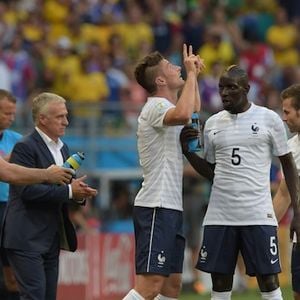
[281,84,300,110]
[32,92,66,124]
[134,51,164,94]
[0,89,16,103]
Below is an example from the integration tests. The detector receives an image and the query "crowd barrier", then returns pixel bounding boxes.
[57,232,135,300]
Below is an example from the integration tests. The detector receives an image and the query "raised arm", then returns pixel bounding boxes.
[193,54,205,113]
[164,44,205,125]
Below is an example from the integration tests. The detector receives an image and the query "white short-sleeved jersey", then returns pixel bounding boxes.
[288,134,300,176]
[134,97,184,211]
[288,135,300,243]
[203,103,289,226]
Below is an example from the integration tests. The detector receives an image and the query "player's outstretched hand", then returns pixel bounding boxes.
[46,165,74,185]
[180,126,198,154]
[290,210,300,243]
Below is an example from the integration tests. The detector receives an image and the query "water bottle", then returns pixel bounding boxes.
[62,152,85,171]
[188,112,201,152]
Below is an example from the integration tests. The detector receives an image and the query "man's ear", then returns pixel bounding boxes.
[38,114,47,125]
[155,76,166,86]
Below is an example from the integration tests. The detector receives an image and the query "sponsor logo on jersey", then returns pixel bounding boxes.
[213,130,223,135]
[270,258,279,264]
[251,123,259,134]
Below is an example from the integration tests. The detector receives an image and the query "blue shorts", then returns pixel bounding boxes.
[133,206,185,276]
[292,243,300,293]
[196,225,281,276]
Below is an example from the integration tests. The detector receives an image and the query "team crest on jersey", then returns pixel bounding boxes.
[157,251,166,267]
[199,246,207,262]
[251,123,259,134]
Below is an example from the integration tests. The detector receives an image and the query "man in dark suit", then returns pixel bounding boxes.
[1,92,97,300]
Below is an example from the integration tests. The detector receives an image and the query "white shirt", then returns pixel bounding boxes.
[288,134,300,242]
[134,97,184,211]
[203,103,288,226]
[35,127,72,198]
[288,134,300,176]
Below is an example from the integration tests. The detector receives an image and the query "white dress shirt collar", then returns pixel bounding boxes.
[35,126,64,166]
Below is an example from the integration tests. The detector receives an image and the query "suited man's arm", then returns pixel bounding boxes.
[0,157,72,185]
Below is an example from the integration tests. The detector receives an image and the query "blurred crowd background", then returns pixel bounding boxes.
[0,0,299,294]
[1,0,300,131]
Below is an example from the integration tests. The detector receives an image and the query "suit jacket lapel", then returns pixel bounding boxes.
[31,130,56,165]
[60,146,68,163]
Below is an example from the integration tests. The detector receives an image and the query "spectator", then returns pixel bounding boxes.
[266,7,299,67]
[198,27,235,75]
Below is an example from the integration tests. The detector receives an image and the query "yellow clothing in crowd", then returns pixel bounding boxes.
[266,24,299,66]
[80,24,114,52]
[198,41,235,74]
[43,0,69,24]
[45,54,81,97]
[114,22,153,60]
[66,71,109,118]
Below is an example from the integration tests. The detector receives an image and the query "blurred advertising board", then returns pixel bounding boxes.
[57,232,135,300]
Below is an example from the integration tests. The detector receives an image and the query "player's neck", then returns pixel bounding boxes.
[154,89,178,105]
[230,101,251,114]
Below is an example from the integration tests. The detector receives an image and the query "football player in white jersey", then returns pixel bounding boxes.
[122,45,205,300]
[180,65,300,300]
[273,83,300,300]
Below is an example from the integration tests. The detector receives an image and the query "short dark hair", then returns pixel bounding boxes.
[281,84,300,110]
[0,89,16,103]
[134,51,164,94]
[223,65,249,86]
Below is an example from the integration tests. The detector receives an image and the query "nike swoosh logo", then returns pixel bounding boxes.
[271,258,279,264]
[213,131,222,135]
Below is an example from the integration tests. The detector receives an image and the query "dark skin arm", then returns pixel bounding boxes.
[180,126,215,183]
[279,153,300,242]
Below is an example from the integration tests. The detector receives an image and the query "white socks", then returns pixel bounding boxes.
[122,288,281,300]
[154,295,177,300]
[123,289,144,300]
[261,287,283,300]
[123,291,178,300]
[211,290,232,300]
[210,288,282,300]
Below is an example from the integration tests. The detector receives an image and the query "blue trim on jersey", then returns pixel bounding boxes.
[0,130,22,201]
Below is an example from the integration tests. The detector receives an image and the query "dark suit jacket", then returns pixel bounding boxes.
[1,130,77,253]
